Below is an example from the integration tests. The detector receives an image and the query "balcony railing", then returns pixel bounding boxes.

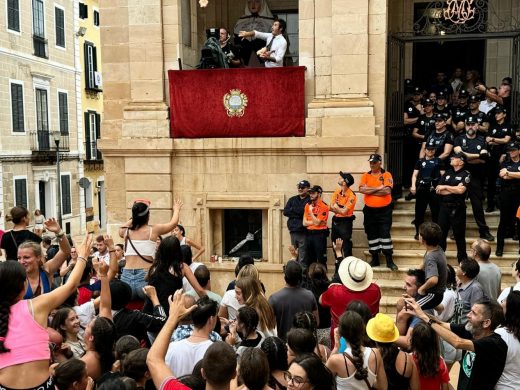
[85,141,102,161]
[30,130,70,152]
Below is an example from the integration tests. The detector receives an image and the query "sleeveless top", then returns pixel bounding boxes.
[386,351,411,390]
[336,347,378,390]
[179,236,187,246]
[23,268,51,299]
[0,300,50,369]
[124,227,156,258]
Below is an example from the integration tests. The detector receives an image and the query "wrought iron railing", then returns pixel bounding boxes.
[30,130,70,152]
[85,141,102,161]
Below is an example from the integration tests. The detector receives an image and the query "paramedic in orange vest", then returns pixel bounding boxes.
[359,154,398,271]
[302,185,329,268]
[330,172,357,258]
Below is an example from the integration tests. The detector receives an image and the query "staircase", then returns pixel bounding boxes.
[367,198,519,315]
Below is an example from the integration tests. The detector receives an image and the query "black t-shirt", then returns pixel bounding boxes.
[500,158,520,189]
[405,100,421,131]
[414,114,436,140]
[452,105,469,124]
[414,157,442,188]
[488,122,512,154]
[464,110,488,129]
[113,307,166,347]
[454,135,487,167]
[0,229,42,260]
[434,104,452,120]
[450,324,507,390]
[424,129,454,158]
[439,168,471,203]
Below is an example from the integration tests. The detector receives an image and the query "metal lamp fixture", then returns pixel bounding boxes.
[51,131,63,227]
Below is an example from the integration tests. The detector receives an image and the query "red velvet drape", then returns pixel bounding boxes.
[168,66,305,138]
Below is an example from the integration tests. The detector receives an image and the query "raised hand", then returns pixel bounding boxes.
[44,218,62,234]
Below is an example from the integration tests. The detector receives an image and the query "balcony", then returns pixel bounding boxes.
[30,131,69,162]
[33,35,48,59]
[84,141,103,169]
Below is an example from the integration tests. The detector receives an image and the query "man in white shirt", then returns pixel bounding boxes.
[165,297,217,377]
[479,86,497,114]
[239,19,287,67]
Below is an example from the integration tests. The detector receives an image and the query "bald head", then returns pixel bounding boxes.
[472,239,491,261]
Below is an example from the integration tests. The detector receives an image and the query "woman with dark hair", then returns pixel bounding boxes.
[51,307,86,358]
[33,209,45,237]
[0,234,92,389]
[238,348,271,390]
[113,335,141,372]
[287,328,316,364]
[144,236,205,316]
[367,313,419,390]
[226,306,264,356]
[236,276,277,336]
[287,353,335,390]
[0,206,42,260]
[172,224,205,262]
[118,198,182,299]
[53,358,93,390]
[292,311,330,363]
[496,290,520,389]
[304,262,331,347]
[409,323,450,389]
[19,219,72,298]
[346,300,375,348]
[261,337,288,390]
[326,311,387,389]
[122,348,150,389]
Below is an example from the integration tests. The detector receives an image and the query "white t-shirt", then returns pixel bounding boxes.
[165,339,213,377]
[94,251,110,265]
[73,301,96,336]
[182,262,203,294]
[495,327,520,390]
[220,289,244,321]
[434,289,457,322]
[497,282,520,304]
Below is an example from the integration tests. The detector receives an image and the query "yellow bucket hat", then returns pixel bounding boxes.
[366,313,399,343]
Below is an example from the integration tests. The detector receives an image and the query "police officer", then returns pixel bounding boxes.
[434,91,452,126]
[302,185,329,267]
[359,154,398,270]
[436,152,471,262]
[452,89,469,135]
[412,98,436,150]
[453,115,494,241]
[283,180,311,262]
[496,142,520,256]
[410,144,443,239]
[486,105,513,212]
[330,172,356,257]
[420,113,454,168]
[465,95,489,134]
[403,87,424,188]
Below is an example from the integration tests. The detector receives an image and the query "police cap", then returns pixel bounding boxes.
[465,115,477,124]
[308,185,323,194]
[458,89,469,98]
[433,113,446,121]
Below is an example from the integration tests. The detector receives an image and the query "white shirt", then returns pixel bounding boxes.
[94,250,110,265]
[182,262,203,294]
[434,288,457,322]
[253,31,287,68]
[479,99,496,114]
[220,289,244,321]
[497,282,520,304]
[495,327,520,390]
[73,301,96,336]
[165,338,213,377]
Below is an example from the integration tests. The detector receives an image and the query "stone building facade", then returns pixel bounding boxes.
[0,0,84,234]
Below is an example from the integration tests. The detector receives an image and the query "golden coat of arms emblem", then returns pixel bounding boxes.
[223,89,248,117]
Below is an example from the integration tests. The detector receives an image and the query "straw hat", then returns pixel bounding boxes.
[338,256,373,292]
[366,313,399,343]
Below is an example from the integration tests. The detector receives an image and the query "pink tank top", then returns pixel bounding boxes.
[0,300,50,369]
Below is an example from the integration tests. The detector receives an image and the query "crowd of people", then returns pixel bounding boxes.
[0,190,519,389]
[402,70,519,261]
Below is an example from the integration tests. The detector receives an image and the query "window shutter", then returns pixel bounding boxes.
[59,92,68,135]
[15,179,27,208]
[95,113,101,159]
[93,46,98,87]
[84,112,91,160]
[84,42,91,89]
[8,0,20,32]
[11,83,24,132]
[79,3,88,19]
[61,175,71,215]
[55,7,65,47]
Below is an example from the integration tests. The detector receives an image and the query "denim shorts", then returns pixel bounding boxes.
[121,268,148,300]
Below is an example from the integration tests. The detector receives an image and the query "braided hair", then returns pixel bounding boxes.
[0,261,27,353]
[293,311,324,360]
[339,311,368,381]
[260,336,288,372]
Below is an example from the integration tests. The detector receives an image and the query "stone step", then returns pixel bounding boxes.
[392,209,501,224]
[391,222,498,238]
[390,236,518,252]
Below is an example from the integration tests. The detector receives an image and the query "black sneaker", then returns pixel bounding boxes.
[485,206,495,213]
[495,248,503,257]
[414,233,419,240]
[481,232,495,241]
[404,193,415,201]
[369,258,380,267]
[387,261,398,271]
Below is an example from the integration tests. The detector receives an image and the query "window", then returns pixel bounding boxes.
[55,7,65,47]
[10,82,24,133]
[58,92,68,135]
[61,174,71,215]
[32,0,47,58]
[85,111,101,160]
[79,3,88,19]
[14,177,28,208]
[93,10,99,26]
[36,88,49,150]
[7,0,20,32]
[84,42,99,90]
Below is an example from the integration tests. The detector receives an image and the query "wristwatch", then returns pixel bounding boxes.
[427,318,436,326]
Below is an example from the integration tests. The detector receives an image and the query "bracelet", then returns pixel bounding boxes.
[56,231,65,239]
[77,256,87,263]
[427,318,436,326]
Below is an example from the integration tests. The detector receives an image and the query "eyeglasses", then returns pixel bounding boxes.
[283,371,308,387]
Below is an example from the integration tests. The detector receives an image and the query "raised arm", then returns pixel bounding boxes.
[103,235,119,281]
[42,218,71,275]
[182,263,207,298]
[187,238,205,262]
[93,259,112,320]
[33,233,93,326]
[152,199,183,236]
[147,290,195,389]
